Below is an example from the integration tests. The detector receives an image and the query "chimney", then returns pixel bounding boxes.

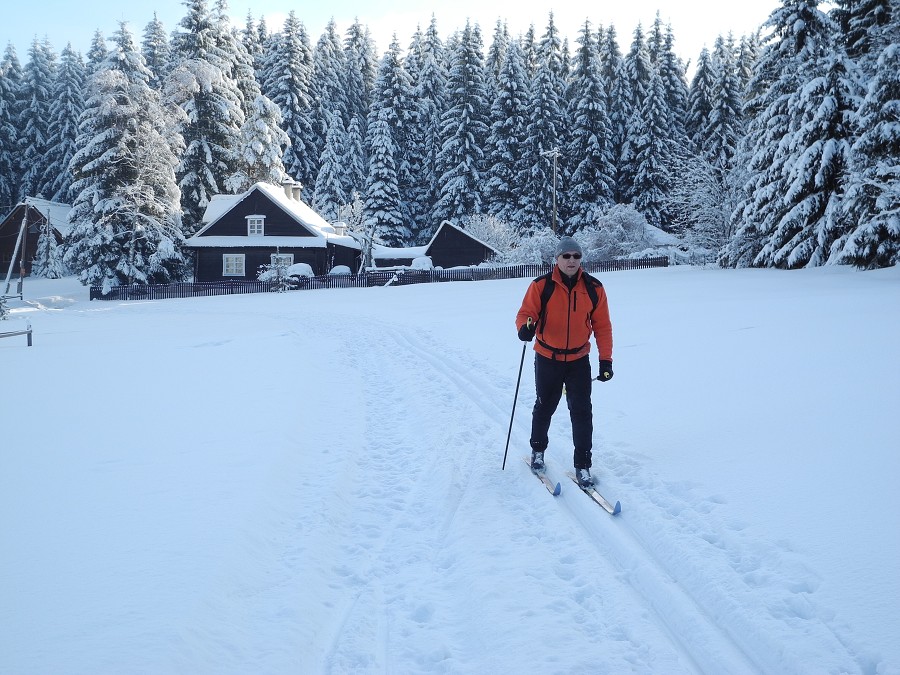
[281,179,293,200]
[291,181,303,201]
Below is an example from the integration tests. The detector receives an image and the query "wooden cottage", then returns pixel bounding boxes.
[184,182,361,281]
[373,221,499,269]
[0,198,72,278]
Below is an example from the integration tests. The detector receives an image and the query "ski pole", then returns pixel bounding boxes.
[502,318,532,470]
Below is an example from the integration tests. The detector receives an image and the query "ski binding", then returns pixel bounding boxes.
[566,472,621,515]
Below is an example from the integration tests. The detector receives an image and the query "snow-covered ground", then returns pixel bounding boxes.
[2,265,898,674]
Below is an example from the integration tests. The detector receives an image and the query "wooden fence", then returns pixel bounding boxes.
[89,256,669,301]
[0,321,32,346]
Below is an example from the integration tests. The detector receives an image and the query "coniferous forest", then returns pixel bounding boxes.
[0,0,897,288]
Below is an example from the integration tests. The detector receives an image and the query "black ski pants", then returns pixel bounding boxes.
[529,354,593,469]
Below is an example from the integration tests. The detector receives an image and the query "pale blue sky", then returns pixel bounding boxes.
[3,0,779,74]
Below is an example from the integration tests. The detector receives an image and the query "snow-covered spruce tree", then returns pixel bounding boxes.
[408,16,447,240]
[400,27,428,243]
[520,25,539,79]
[39,44,84,204]
[313,113,348,221]
[213,10,288,196]
[837,43,900,268]
[686,47,717,150]
[565,20,616,231]
[517,59,565,232]
[757,47,863,268]
[255,16,270,67]
[0,45,23,209]
[311,19,348,156]
[170,0,245,234]
[722,0,832,267]
[221,15,263,126]
[832,0,897,74]
[142,13,173,88]
[539,12,568,99]
[671,35,745,241]
[264,11,316,190]
[649,16,690,138]
[86,30,108,74]
[737,32,761,95]
[598,26,628,202]
[485,20,511,92]
[434,21,490,227]
[485,40,530,231]
[18,38,56,199]
[630,69,677,230]
[368,36,418,243]
[364,109,406,247]
[240,12,263,77]
[343,20,378,142]
[538,12,573,227]
[702,36,744,175]
[618,24,653,205]
[516,17,568,233]
[30,217,66,278]
[64,23,187,291]
[662,24,690,137]
[226,92,290,193]
[343,116,366,204]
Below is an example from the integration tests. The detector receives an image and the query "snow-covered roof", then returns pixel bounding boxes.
[373,244,428,260]
[188,182,360,250]
[23,197,73,237]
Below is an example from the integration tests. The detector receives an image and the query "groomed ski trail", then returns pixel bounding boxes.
[378,320,761,673]
[353,316,866,674]
[299,316,694,673]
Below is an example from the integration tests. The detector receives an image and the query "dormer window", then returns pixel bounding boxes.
[247,215,265,236]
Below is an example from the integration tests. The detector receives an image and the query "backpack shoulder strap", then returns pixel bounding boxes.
[535,272,555,331]
[581,272,602,313]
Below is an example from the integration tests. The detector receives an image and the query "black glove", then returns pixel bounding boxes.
[518,319,536,342]
[597,360,614,382]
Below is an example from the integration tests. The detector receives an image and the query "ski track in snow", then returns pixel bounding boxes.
[296,310,870,674]
[266,312,688,673]
[276,313,693,672]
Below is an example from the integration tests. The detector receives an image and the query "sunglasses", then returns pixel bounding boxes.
[559,253,582,260]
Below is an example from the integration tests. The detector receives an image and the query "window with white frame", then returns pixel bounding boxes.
[223,254,245,276]
[247,215,265,236]
[271,252,293,266]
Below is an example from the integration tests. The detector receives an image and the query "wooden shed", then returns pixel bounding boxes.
[373,221,499,269]
[0,198,71,278]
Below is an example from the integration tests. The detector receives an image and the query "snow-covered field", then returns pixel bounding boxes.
[2,265,898,674]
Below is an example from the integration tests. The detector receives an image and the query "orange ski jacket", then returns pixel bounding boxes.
[516,267,613,362]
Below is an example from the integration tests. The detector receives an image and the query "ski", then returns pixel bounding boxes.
[566,472,622,516]
[523,457,561,496]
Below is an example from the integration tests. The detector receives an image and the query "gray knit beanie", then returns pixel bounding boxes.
[554,236,583,258]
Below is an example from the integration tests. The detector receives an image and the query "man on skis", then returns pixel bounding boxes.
[515,236,614,487]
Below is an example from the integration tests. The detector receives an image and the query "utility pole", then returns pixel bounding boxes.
[540,147,560,234]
